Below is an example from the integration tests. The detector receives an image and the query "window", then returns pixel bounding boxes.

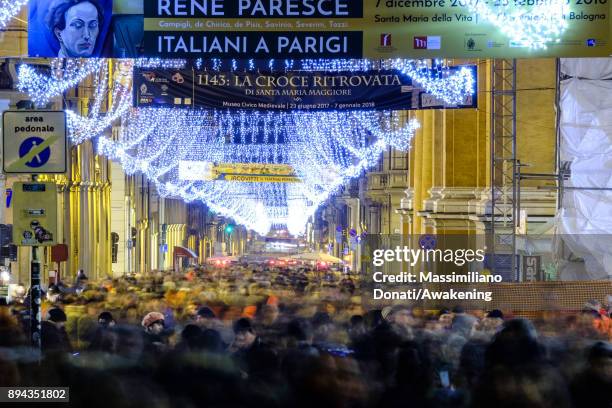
[391,149,409,170]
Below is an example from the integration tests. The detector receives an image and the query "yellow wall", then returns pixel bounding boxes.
[516,59,557,187]
[407,59,556,235]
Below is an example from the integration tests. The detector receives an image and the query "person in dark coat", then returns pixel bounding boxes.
[230,317,278,380]
[41,307,72,354]
[571,341,612,407]
[141,311,170,354]
[87,311,116,352]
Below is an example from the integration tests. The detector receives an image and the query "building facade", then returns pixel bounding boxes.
[0,58,246,286]
[315,59,558,276]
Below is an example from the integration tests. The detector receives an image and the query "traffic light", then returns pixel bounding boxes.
[225,224,234,234]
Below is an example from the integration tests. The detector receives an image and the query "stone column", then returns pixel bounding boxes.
[421,110,434,234]
[411,111,424,235]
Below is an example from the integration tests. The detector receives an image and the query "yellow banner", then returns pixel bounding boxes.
[213,163,296,176]
[211,163,301,183]
[143,0,612,58]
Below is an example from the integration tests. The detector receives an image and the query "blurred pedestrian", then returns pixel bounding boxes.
[141,311,169,353]
[41,307,72,354]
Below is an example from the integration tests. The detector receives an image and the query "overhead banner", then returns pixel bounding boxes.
[25,1,612,58]
[179,161,301,182]
[134,66,477,110]
[138,0,612,58]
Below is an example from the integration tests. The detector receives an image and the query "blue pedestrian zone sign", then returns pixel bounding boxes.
[19,137,52,168]
[2,111,67,174]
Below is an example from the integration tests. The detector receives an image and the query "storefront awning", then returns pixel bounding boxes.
[173,246,198,258]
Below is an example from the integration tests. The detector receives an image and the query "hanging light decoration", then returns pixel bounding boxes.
[97,108,419,234]
[66,60,134,144]
[0,0,27,30]
[17,59,106,106]
[17,58,187,107]
[17,57,470,150]
[18,58,468,233]
[466,1,569,49]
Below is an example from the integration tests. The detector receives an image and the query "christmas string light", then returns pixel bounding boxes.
[465,0,569,49]
[17,59,106,106]
[18,58,428,233]
[66,60,133,144]
[0,0,27,30]
[17,58,186,107]
[96,108,419,234]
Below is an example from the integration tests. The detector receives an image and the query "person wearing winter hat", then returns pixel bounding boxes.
[381,305,415,340]
[382,305,415,326]
[141,311,168,353]
[142,311,165,335]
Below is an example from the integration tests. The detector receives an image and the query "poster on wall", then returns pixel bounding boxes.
[28,0,115,58]
[133,65,478,110]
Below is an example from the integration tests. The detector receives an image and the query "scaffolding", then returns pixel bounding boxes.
[490,59,518,281]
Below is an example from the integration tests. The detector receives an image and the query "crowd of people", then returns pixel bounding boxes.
[0,265,611,407]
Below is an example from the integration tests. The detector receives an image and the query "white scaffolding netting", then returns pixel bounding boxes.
[557,58,612,280]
